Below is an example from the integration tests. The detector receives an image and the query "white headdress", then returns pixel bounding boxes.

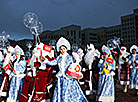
[102,45,111,55]
[14,45,24,55]
[8,46,15,54]
[56,37,71,52]
[130,45,138,53]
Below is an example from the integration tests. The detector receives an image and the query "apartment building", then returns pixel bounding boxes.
[121,8,138,48]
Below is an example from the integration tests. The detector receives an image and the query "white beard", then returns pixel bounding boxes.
[119,51,129,65]
[121,51,129,58]
[84,50,95,65]
[34,50,40,58]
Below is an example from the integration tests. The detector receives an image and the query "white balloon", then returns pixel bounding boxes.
[30,22,43,35]
[23,12,38,28]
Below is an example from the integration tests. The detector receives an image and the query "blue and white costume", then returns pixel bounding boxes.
[45,37,87,102]
[97,45,116,102]
[46,54,87,102]
[0,51,4,86]
[7,45,27,102]
[128,45,138,89]
[0,46,15,97]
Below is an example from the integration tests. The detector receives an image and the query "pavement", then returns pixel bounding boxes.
[86,82,138,102]
[0,82,138,102]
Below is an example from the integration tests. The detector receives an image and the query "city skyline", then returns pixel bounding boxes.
[0,0,138,40]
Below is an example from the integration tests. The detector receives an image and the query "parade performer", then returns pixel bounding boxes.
[77,48,85,85]
[118,46,130,92]
[97,45,115,102]
[40,37,88,102]
[128,45,138,95]
[0,50,4,87]
[20,42,53,102]
[92,49,100,93]
[6,45,27,102]
[84,43,95,95]
[0,46,15,97]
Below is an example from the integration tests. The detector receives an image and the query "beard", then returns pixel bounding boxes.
[84,50,95,65]
[34,50,41,58]
[121,50,126,55]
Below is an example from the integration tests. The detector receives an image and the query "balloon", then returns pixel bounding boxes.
[26,41,33,49]
[30,22,43,35]
[23,12,38,28]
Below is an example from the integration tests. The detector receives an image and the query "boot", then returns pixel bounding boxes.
[136,89,138,96]
[123,85,127,93]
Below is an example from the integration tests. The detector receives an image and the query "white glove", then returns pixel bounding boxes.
[82,68,86,72]
[99,59,104,64]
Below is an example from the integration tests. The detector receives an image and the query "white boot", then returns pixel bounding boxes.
[86,90,91,95]
[123,85,127,93]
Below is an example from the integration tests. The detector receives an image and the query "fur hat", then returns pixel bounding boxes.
[8,46,15,54]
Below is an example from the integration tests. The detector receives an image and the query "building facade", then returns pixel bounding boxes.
[81,28,98,49]
[121,8,138,48]
[40,25,82,49]
[11,8,138,51]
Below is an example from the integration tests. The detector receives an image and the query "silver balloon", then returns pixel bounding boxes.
[26,41,33,49]
[72,44,79,51]
[30,22,43,35]
[49,40,56,46]
[0,31,10,48]
[23,12,38,28]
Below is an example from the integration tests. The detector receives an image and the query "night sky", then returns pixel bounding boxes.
[0,0,138,40]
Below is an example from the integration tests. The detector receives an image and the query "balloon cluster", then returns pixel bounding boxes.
[23,12,43,35]
[107,37,122,50]
[49,40,56,46]
[0,31,10,48]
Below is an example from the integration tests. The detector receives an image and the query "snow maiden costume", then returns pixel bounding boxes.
[128,45,138,95]
[7,45,27,102]
[0,46,15,97]
[43,37,88,102]
[97,45,116,102]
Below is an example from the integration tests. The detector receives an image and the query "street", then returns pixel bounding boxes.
[86,83,138,102]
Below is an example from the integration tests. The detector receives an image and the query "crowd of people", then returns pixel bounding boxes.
[0,37,138,102]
